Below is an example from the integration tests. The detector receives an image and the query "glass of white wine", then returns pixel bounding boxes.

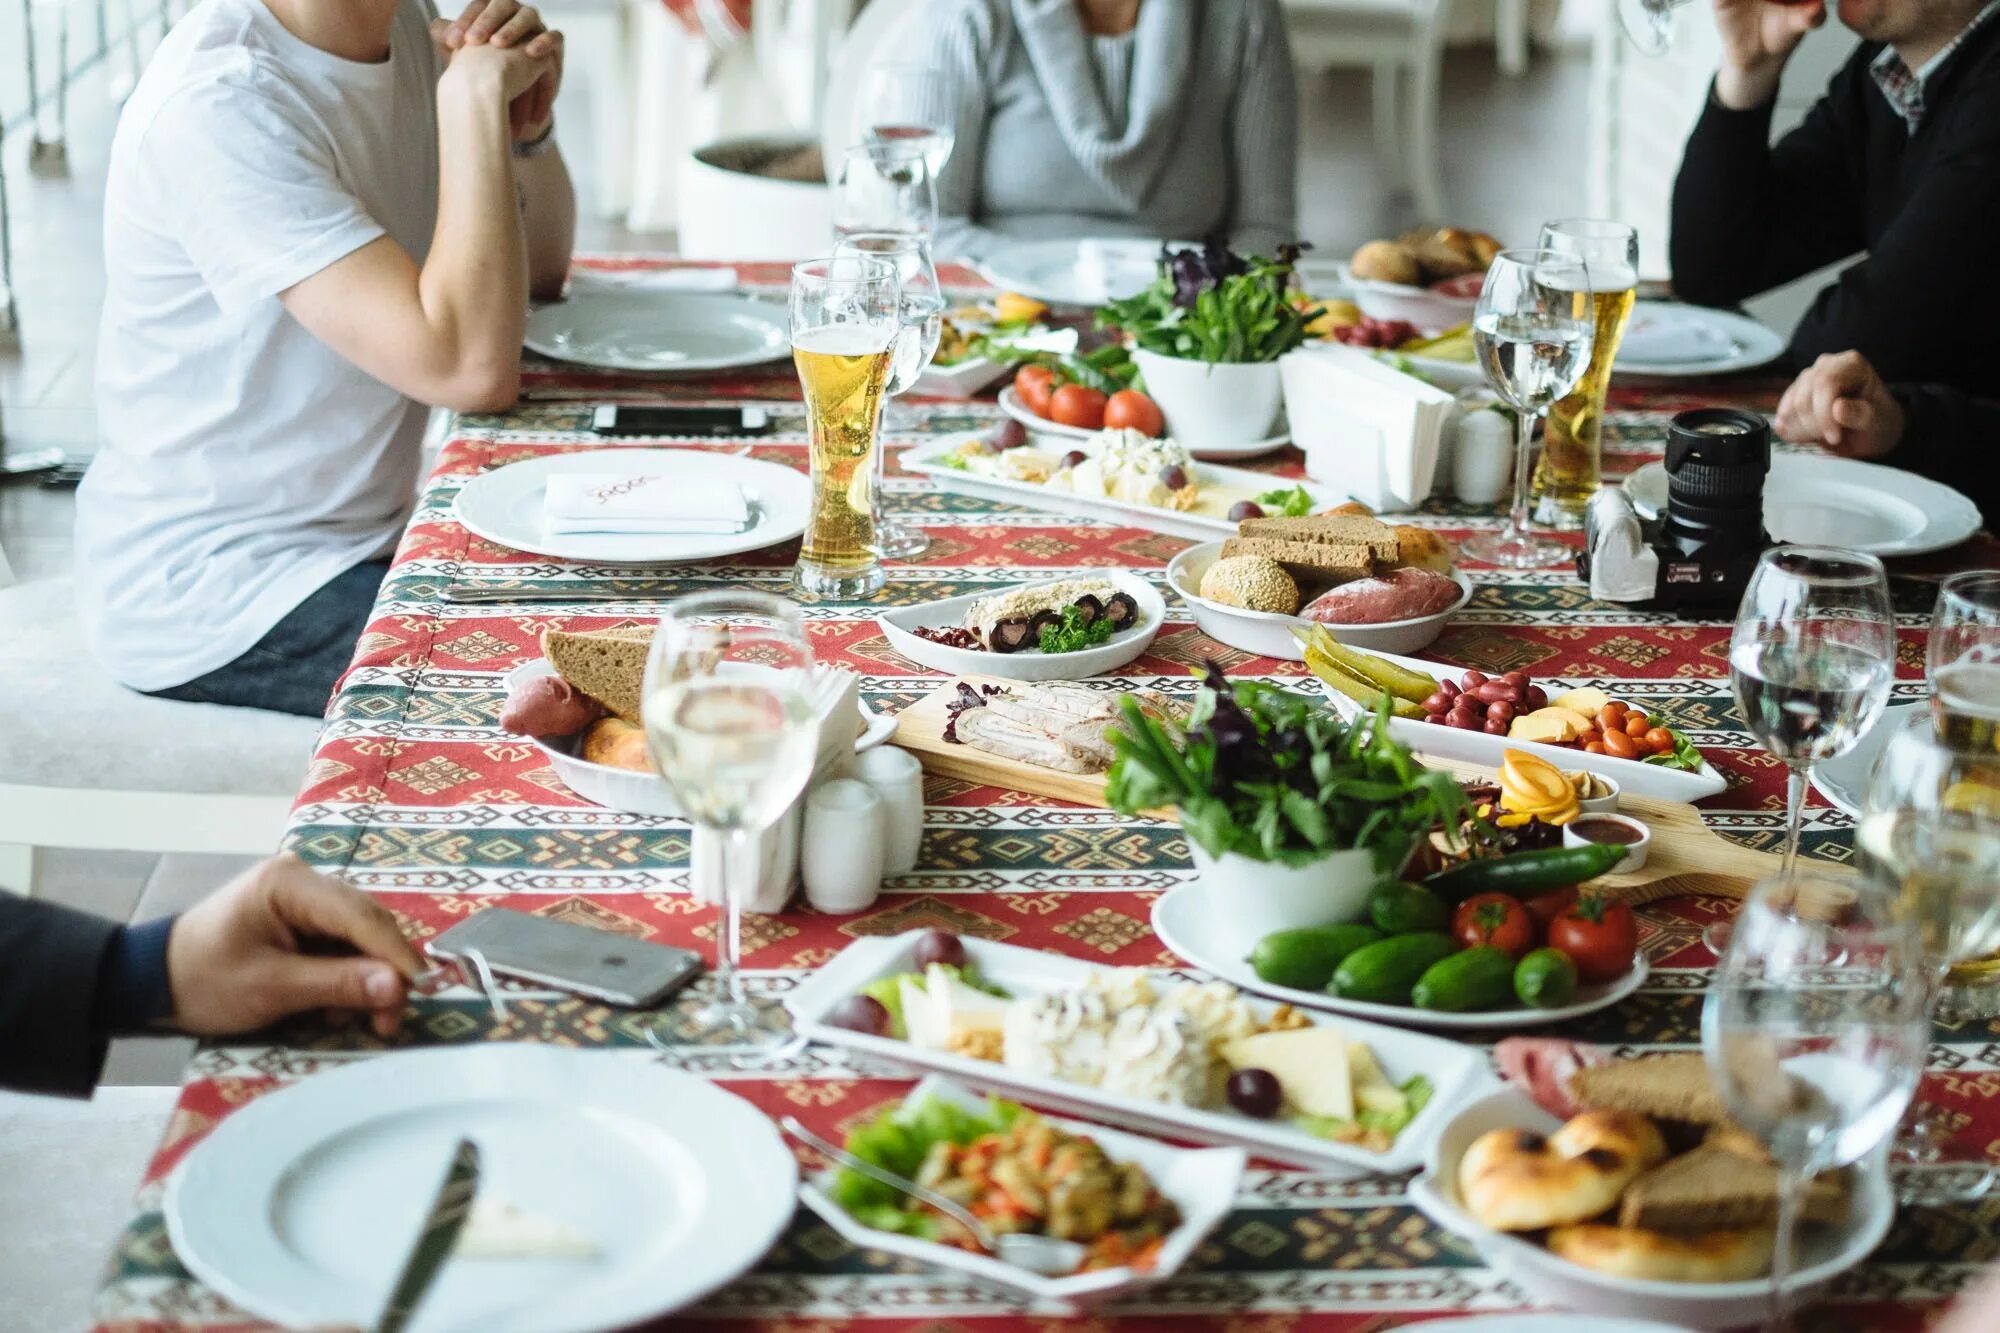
[1464,248,1594,569]
[642,592,818,1049]
[834,231,944,561]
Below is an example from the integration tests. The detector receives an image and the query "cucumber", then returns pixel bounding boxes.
[1422,843,1627,905]
[1331,932,1457,1005]
[1368,882,1450,936]
[1249,925,1384,991]
[1301,626,1440,704]
[1412,946,1516,1012]
[1302,643,1427,719]
[1514,947,1580,1009]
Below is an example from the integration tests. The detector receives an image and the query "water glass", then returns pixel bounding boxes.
[832,141,937,241]
[853,62,955,178]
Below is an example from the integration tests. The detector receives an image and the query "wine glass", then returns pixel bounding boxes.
[1928,569,2000,752]
[642,592,819,1049]
[1464,249,1594,569]
[1618,0,1690,55]
[1859,718,2000,1201]
[832,140,937,242]
[853,63,954,179]
[1704,872,1929,1332]
[835,232,943,561]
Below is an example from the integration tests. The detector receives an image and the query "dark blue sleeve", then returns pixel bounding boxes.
[90,916,180,1038]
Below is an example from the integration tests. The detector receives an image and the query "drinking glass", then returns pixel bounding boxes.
[1928,570,2000,752]
[1533,220,1638,529]
[853,63,954,179]
[641,592,818,1049]
[832,141,937,242]
[1620,0,1820,56]
[1704,873,1929,1332]
[789,255,900,600]
[1464,249,1593,569]
[835,232,943,561]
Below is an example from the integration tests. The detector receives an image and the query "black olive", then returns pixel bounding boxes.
[1072,594,1103,625]
[990,618,1033,653]
[1102,593,1139,626]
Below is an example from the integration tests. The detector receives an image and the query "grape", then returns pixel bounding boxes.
[1486,700,1516,725]
[1462,671,1488,688]
[1483,718,1508,735]
[989,420,1029,450]
[825,995,891,1037]
[1159,464,1190,490]
[1438,678,1460,701]
[1524,685,1548,711]
[1422,692,1451,715]
[1060,450,1088,470]
[1448,706,1481,730]
[1226,1069,1282,1119]
[911,929,966,971]
[1503,670,1531,689]
[1228,500,1265,522]
[1424,711,1449,725]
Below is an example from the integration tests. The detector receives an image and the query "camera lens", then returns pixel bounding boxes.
[1663,408,1770,516]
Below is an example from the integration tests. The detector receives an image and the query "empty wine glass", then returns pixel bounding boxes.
[835,232,942,561]
[1704,872,1929,1332]
[832,140,937,242]
[853,62,954,179]
[1618,0,1690,55]
[642,592,818,1049]
[1464,249,1594,569]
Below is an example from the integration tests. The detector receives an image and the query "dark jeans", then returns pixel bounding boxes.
[148,559,389,717]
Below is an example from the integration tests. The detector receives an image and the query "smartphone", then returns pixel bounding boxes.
[591,405,773,438]
[427,908,703,1008]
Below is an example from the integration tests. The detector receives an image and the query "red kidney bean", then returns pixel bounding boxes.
[1438,678,1460,701]
[1503,670,1531,689]
[1524,685,1548,711]
[1487,700,1516,725]
[1469,681,1519,705]
[1425,711,1449,725]
[1462,671,1489,688]
[1448,708,1482,730]
[1483,718,1509,735]
[1422,692,1451,715]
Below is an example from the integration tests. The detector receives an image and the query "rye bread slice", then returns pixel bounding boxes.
[1619,1144,1848,1232]
[1235,515,1399,563]
[1219,537,1373,583]
[543,626,654,724]
[1567,1054,1730,1127]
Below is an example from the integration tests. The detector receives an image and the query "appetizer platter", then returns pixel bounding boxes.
[875,573,1165,682]
[917,291,1072,398]
[788,929,1490,1174]
[1410,1054,1892,1329]
[798,1074,1244,1303]
[904,426,1344,542]
[1167,507,1469,656]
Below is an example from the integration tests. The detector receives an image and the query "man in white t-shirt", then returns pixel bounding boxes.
[76,0,575,714]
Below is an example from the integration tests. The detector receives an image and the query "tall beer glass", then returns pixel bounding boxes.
[789,256,899,600]
[1533,219,1638,530]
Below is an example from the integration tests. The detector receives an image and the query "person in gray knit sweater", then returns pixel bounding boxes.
[905,0,1299,262]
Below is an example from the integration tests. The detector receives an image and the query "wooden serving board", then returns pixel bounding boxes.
[892,679,1811,904]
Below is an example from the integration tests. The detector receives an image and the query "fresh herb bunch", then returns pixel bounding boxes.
[1107,663,1471,868]
[1037,604,1117,654]
[1098,240,1321,365]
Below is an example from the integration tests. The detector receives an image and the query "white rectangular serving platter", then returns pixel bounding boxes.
[797,1073,1245,1304]
[914,356,1012,398]
[903,434,1347,542]
[788,931,1493,1175]
[1312,647,1729,803]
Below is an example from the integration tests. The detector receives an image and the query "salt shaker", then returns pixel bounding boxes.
[801,779,885,914]
[1452,405,1516,507]
[849,746,925,875]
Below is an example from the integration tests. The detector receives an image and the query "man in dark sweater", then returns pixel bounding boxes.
[1670,0,2000,394]
[0,855,426,1097]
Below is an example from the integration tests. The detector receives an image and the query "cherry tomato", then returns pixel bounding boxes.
[1644,727,1675,753]
[1549,893,1638,983]
[1103,389,1165,437]
[1049,384,1108,430]
[1603,728,1639,759]
[1525,887,1580,934]
[1453,892,1536,959]
[1015,365,1058,418]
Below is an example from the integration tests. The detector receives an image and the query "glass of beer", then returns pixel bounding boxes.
[834,232,945,562]
[1929,571,2000,753]
[789,256,899,600]
[1533,219,1639,530]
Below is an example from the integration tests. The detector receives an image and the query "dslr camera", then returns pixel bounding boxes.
[1578,407,1773,609]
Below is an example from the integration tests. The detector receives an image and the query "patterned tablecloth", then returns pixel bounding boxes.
[92,260,2000,1332]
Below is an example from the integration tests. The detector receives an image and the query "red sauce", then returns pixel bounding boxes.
[1570,815,1644,846]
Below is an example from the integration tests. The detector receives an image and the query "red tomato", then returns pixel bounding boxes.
[1015,365,1058,418]
[1103,389,1165,437]
[1049,384,1108,430]
[1549,893,1638,983]
[1452,893,1535,959]
[1524,887,1579,934]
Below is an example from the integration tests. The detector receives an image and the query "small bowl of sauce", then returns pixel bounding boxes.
[1562,813,1651,872]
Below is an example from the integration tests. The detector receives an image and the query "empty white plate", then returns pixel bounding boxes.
[1613,302,1784,377]
[165,1046,795,1333]
[1623,455,1981,557]
[976,237,1183,307]
[453,449,810,563]
[525,290,789,372]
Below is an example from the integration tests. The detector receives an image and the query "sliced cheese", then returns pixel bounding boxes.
[1551,687,1612,716]
[1347,1041,1406,1116]
[904,967,1009,1050]
[1509,710,1574,745]
[454,1195,598,1259]
[1222,1028,1355,1121]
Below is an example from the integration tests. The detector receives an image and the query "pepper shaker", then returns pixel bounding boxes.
[849,746,925,875]
[1453,404,1516,507]
[801,779,885,914]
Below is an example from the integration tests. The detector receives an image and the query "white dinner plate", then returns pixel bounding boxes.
[1410,1319,1695,1333]
[1166,541,1471,658]
[1810,700,1924,818]
[788,931,1491,1176]
[164,1047,795,1333]
[1611,302,1784,377]
[1622,455,1983,557]
[976,237,1183,307]
[799,1074,1245,1304]
[875,571,1165,682]
[524,290,789,372]
[453,449,810,563]
[1152,883,1648,1031]
[997,387,1292,461]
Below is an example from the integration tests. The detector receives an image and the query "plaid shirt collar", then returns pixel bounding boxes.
[1871,0,2000,132]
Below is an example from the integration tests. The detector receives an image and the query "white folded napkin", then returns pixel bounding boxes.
[542,473,751,535]
[1618,308,1734,364]
[1281,345,1454,511]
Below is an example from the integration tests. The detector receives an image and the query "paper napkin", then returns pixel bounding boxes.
[1280,345,1455,511]
[543,473,751,535]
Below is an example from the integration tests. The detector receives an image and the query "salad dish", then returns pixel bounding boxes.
[918,292,1074,398]
[875,574,1166,683]
[788,930,1488,1173]
[798,1074,1244,1303]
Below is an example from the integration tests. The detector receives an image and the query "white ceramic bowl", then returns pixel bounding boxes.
[1573,772,1623,815]
[875,572,1165,683]
[1335,263,1479,333]
[1166,540,1471,659]
[1131,348,1284,447]
[1563,813,1651,872]
[1408,1087,1894,1331]
[1187,844,1380,959]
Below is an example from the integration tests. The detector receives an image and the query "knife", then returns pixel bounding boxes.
[376,1138,481,1333]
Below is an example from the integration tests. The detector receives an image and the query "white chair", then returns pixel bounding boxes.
[1283,0,1452,221]
[0,578,319,897]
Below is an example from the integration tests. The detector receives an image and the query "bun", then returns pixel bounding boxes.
[1199,555,1299,615]
[1546,1223,1775,1283]
[1469,231,1503,266]
[1415,228,1487,282]
[1351,240,1421,286]
[580,717,653,772]
[1459,1111,1668,1232]
[1391,525,1455,574]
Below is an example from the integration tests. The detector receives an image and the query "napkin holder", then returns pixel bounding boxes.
[1281,345,1454,511]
